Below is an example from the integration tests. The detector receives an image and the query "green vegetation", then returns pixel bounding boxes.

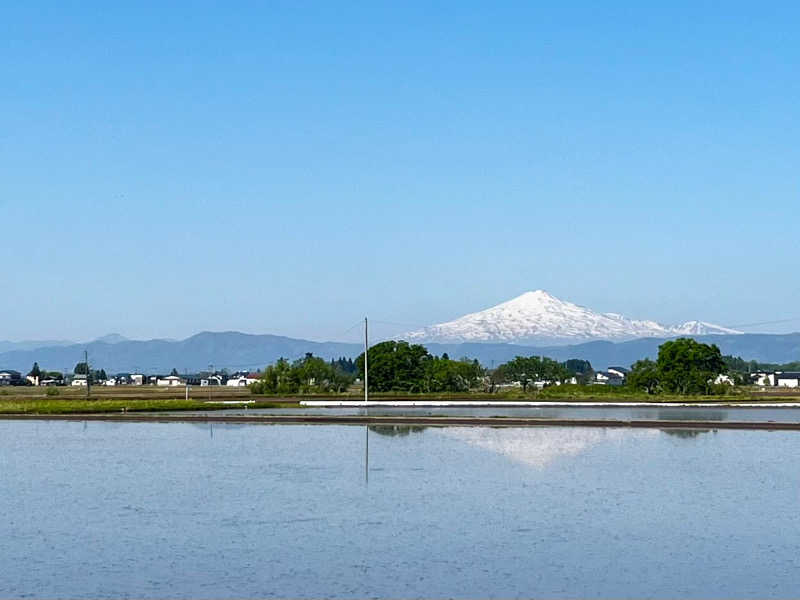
[0,396,301,415]
[627,338,727,395]
[491,355,571,391]
[353,341,484,393]
[250,353,354,394]
[723,356,800,375]
[538,384,745,402]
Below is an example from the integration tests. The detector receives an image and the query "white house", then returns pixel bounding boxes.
[0,370,21,385]
[607,367,629,379]
[226,373,260,387]
[200,375,223,387]
[71,374,88,387]
[776,372,800,388]
[130,374,144,385]
[594,371,624,386]
[156,375,183,387]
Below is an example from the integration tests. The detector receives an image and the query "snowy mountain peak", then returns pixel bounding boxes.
[404,291,742,345]
[670,320,742,336]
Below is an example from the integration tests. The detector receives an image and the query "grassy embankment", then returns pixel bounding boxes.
[0,386,300,415]
[0,384,797,414]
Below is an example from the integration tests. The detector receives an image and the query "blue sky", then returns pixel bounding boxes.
[2,2,799,343]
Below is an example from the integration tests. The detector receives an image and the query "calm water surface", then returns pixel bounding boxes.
[193,404,800,423]
[2,420,799,598]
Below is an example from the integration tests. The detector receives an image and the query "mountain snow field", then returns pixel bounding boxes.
[404,290,741,345]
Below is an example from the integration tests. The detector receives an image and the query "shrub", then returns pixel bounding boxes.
[45,386,60,397]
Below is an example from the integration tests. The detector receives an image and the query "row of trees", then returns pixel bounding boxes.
[251,342,595,395]
[247,338,748,397]
[250,354,354,394]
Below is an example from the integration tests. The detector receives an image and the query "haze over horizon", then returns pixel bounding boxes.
[3,2,799,342]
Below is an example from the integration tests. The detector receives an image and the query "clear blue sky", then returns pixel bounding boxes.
[2,1,799,343]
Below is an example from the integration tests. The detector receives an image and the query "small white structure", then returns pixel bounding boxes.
[130,374,144,385]
[714,374,735,385]
[156,375,183,387]
[104,379,117,386]
[755,372,776,387]
[71,375,88,387]
[607,367,629,379]
[200,375,223,387]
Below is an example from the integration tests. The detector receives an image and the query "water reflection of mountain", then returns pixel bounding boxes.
[435,427,657,468]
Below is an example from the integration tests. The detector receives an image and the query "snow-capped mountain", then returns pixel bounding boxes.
[404,290,741,345]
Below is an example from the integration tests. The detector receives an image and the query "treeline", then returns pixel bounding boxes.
[251,337,771,397]
[722,356,800,374]
[491,356,593,390]
[249,353,354,394]
[251,341,597,395]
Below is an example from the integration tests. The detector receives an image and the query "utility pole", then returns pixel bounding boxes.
[364,317,368,405]
[85,350,91,400]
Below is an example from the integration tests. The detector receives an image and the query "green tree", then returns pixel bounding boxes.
[29,362,42,378]
[74,362,89,375]
[493,356,570,390]
[251,354,354,395]
[565,359,592,374]
[565,358,594,384]
[422,355,484,392]
[252,358,296,394]
[656,338,726,395]
[170,368,179,377]
[355,341,431,392]
[627,358,660,394]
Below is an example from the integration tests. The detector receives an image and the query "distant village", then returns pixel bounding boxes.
[2,363,800,390]
[0,367,262,388]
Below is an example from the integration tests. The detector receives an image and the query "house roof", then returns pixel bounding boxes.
[608,366,630,373]
[0,370,21,376]
[777,372,800,379]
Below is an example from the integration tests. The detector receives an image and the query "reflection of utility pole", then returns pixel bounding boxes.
[85,350,91,400]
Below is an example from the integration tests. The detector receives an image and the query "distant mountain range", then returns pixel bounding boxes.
[0,332,360,374]
[0,339,74,353]
[1,330,798,374]
[0,291,793,372]
[0,333,128,353]
[405,290,741,344]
